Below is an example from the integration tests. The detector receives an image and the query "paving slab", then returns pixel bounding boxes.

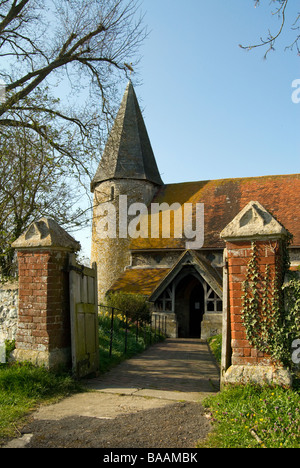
[32,391,173,421]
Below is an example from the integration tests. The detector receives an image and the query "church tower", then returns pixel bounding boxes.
[91,82,163,300]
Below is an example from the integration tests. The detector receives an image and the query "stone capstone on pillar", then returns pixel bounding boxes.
[220,200,287,241]
[12,218,81,251]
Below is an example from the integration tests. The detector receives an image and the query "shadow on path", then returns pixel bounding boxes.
[87,338,220,398]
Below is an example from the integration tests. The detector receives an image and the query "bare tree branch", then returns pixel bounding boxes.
[239,0,299,58]
[0,0,147,277]
[0,0,146,144]
[0,0,30,34]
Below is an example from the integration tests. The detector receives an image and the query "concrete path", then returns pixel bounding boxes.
[4,339,220,448]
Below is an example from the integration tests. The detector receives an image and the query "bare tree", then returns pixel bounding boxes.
[240,0,300,58]
[0,0,147,278]
[0,0,146,152]
[0,112,92,277]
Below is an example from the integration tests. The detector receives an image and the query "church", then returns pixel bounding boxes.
[90,81,300,339]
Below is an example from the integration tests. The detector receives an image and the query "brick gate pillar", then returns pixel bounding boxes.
[11,218,80,369]
[220,201,292,387]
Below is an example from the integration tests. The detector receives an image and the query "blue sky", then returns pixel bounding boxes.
[133,0,299,184]
[78,0,300,258]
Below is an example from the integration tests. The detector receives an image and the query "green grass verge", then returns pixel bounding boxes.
[199,382,300,448]
[0,362,83,443]
[203,335,300,448]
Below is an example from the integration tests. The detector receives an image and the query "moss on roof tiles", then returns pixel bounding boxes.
[109,268,171,296]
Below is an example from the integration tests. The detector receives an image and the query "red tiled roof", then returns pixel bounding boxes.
[130,174,300,250]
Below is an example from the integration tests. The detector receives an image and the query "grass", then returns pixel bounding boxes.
[0,361,83,443]
[199,382,300,448]
[0,317,165,444]
[207,334,222,364]
[202,335,300,448]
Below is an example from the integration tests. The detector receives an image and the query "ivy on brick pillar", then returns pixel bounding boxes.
[11,218,80,369]
[220,201,292,387]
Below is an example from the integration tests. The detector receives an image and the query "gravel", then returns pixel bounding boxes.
[21,401,211,448]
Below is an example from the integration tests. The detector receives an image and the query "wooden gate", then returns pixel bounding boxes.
[69,253,99,378]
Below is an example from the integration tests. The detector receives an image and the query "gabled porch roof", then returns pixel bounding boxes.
[109,250,223,300]
[148,250,223,302]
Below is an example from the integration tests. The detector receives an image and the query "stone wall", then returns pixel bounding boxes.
[130,250,224,269]
[91,179,159,300]
[201,313,222,340]
[0,281,18,342]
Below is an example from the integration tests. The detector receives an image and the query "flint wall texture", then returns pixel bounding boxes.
[0,281,18,342]
[91,179,159,300]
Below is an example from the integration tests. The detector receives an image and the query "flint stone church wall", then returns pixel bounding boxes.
[131,250,224,269]
[0,281,18,342]
[91,179,159,300]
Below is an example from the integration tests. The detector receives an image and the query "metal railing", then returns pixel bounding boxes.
[98,304,167,358]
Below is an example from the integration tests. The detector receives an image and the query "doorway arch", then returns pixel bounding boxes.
[175,274,205,338]
[149,251,223,339]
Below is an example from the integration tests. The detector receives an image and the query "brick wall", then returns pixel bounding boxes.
[16,249,70,355]
[220,201,292,386]
[227,240,281,367]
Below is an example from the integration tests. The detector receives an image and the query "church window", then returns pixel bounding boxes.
[206,288,222,313]
[155,287,174,312]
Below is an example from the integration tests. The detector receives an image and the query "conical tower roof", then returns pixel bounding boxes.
[91,82,163,191]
